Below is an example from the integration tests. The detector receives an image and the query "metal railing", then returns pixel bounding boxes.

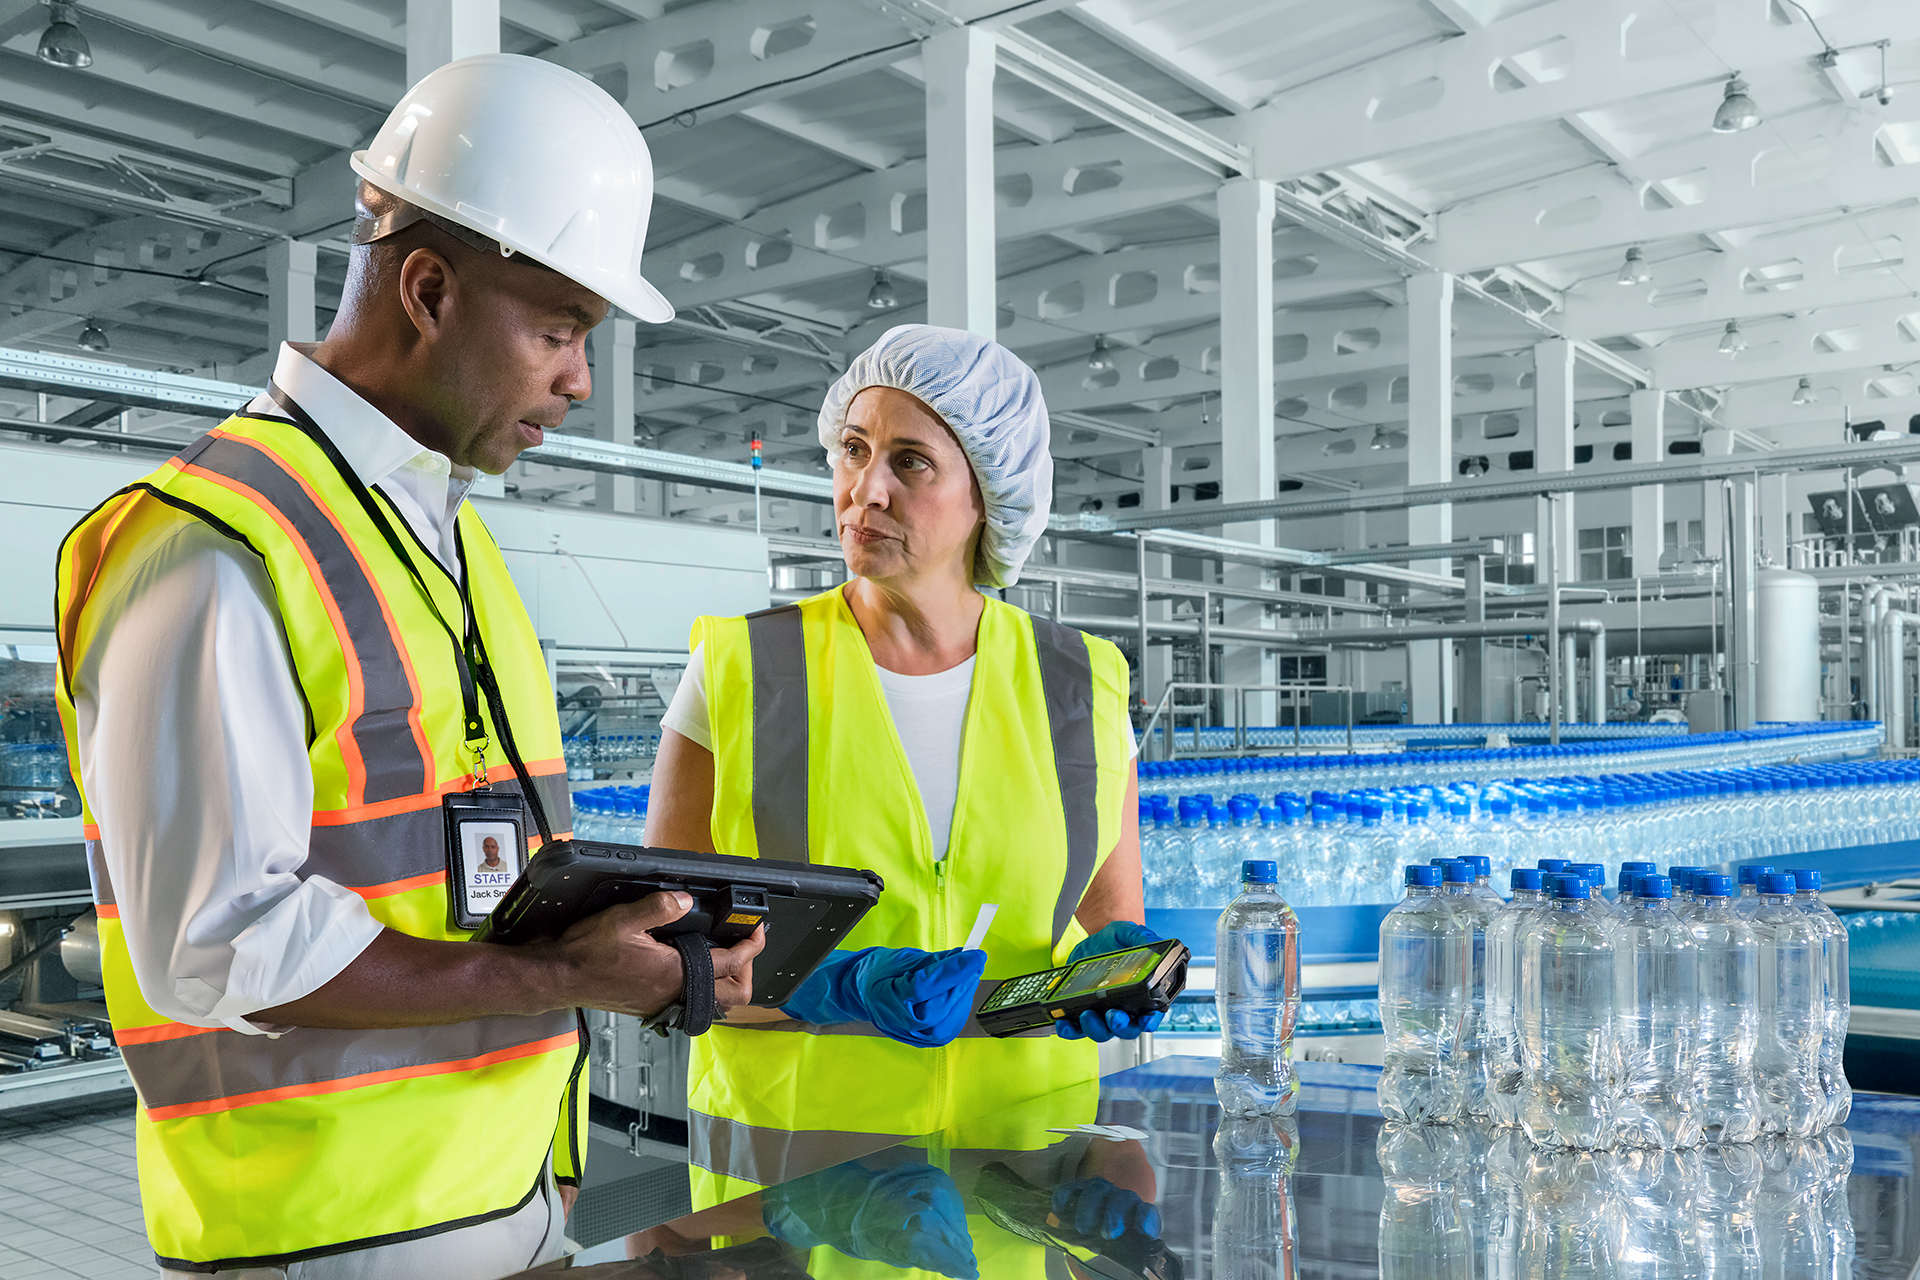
[1139,681,1356,761]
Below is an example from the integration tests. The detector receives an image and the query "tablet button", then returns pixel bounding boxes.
[615,849,638,861]
[581,846,612,858]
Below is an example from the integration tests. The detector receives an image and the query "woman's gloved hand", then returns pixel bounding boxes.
[763,1160,979,1280]
[1049,1177,1163,1241]
[780,947,987,1047]
[1055,922,1166,1043]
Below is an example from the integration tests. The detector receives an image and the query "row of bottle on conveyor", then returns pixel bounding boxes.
[570,785,650,842]
[1141,755,1920,910]
[1379,857,1850,1151]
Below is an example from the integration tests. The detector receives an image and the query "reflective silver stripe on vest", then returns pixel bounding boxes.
[119,1011,576,1114]
[746,605,809,863]
[721,979,1050,1038]
[177,431,429,805]
[1027,616,1102,945]
[689,1110,911,1187]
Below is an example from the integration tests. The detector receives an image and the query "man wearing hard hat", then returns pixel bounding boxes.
[53,56,752,1277]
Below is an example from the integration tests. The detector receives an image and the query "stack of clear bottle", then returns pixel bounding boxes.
[570,785,650,843]
[1138,721,1877,798]
[1140,755,1920,910]
[1378,857,1852,1150]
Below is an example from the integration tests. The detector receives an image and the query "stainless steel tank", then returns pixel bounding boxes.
[1757,569,1821,722]
[60,910,104,989]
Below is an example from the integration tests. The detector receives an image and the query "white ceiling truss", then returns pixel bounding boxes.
[2,0,1919,530]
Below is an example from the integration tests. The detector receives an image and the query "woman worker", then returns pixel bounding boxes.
[647,324,1161,1207]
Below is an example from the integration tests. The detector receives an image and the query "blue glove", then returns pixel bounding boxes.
[1056,922,1166,1043]
[763,1160,979,1280]
[781,947,987,1047]
[1050,1178,1163,1241]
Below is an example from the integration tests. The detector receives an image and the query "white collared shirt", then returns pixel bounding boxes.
[71,343,477,1034]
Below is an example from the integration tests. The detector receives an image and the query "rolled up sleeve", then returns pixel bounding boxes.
[71,520,382,1035]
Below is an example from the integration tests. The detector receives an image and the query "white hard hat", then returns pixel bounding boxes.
[350,53,673,324]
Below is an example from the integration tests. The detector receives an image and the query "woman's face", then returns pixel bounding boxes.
[833,386,985,587]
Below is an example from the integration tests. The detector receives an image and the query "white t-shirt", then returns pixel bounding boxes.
[661,640,1135,861]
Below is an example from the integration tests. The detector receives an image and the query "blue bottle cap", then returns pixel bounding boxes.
[1759,872,1797,895]
[1789,868,1821,893]
[1511,868,1544,892]
[1637,874,1673,900]
[1697,874,1734,898]
[1552,875,1591,900]
[1442,860,1473,883]
[1466,855,1492,876]
[1621,861,1656,874]
[1243,860,1278,884]
[1737,865,1775,886]
[1405,865,1442,887]
[1574,864,1607,889]
[1539,858,1572,873]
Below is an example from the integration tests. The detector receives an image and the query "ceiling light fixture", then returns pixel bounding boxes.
[1459,455,1490,478]
[1792,376,1815,406]
[865,269,897,311]
[76,319,108,352]
[1078,496,1103,514]
[1712,74,1761,133]
[1617,246,1652,286]
[1087,335,1114,372]
[1718,320,1746,355]
[1368,427,1407,450]
[36,2,91,68]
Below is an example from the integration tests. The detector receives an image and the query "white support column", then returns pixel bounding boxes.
[1534,338,1577,579]
[1217,177,1277,724]
[1629,388,1665,577]
[1407,271,1453,724]
[593,317,637,514]
[407,0,497,86]
[1760,472,1789,568]
[923,27,997,339]
[1140,445,1174,713]
[265,239,317,352]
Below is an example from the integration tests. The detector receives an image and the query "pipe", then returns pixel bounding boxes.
[1060,613,1603,648]
[1866,586,1893,720]
[1878,607,1920,748]
[1591,627,1607,727]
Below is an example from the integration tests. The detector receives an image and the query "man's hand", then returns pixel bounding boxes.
[257,890,762,1029]
[549,891,764,1017]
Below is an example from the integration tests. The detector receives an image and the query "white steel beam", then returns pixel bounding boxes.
[924,25,998,337]
[1407,269,1454,722]
[1629,388,1664,575]
[408,0,499,87]
[100,0,404,108]
[1535,339,1577,584]
[594,318,639,513]
[264,240,317,351]
[1217,176,1277,712]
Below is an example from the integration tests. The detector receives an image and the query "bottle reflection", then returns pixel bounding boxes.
[1376,1123,1471,1279]
[1213,1115,1299,1280]
[1378,1126,1856,1278]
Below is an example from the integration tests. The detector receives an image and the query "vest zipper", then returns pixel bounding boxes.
[933,854,950,1126]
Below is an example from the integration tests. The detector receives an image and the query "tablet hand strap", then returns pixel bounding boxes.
[673,932,717,1036]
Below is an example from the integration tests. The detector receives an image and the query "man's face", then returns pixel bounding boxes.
[481,836,501,864]
[413,250,611,474]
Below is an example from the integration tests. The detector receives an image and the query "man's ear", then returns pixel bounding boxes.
[397,247,457,340]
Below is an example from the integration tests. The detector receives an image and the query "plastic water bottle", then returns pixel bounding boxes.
[1610,1147,1700,1278]
[1204,804,1247,906]
[1735,864,1774,916]
[1166,801,1207,908]
[1486,868,1547,1129]
[1611,875,1701,1150]
[1788,868,1852,1127]
[1442,859,1499,1118]
[1519,875,1615,1151]
[1687,874,1763,1146]
[1749,872,1826,1138]
[1378,865,1469,1125]
[1215,860,1300,1117]
[1696,1142,1763,1275]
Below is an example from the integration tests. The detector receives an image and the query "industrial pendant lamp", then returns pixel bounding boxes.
[1617,246,1651,286]
[865,269,897,310]
[76,319,108,352]
[35,3,91,68]
[1087,335,1114,372]
[1712,75,1761,133]
[1717,320,1746,355]
[1792,376,1815,406]
[1368,426,1407,450]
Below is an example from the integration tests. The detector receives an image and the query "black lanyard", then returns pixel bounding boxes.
[265,383,555,844]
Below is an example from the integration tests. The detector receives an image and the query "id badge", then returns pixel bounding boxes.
[444,789,528,931]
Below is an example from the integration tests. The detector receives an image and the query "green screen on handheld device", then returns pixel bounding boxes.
[1058,947,1164,998]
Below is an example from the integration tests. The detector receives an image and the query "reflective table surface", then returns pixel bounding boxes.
[523,1058,1920,1278]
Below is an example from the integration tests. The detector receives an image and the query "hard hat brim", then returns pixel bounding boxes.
[350,154,676,325]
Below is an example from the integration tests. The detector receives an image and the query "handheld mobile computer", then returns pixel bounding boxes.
[472,840,884,1009]
[976,938,1190,1038]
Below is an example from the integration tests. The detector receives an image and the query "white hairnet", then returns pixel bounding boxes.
[818,325,1051,588]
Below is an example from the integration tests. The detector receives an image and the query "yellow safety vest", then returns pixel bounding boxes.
[685,587,1132,1207]
[53,411,584,1271]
